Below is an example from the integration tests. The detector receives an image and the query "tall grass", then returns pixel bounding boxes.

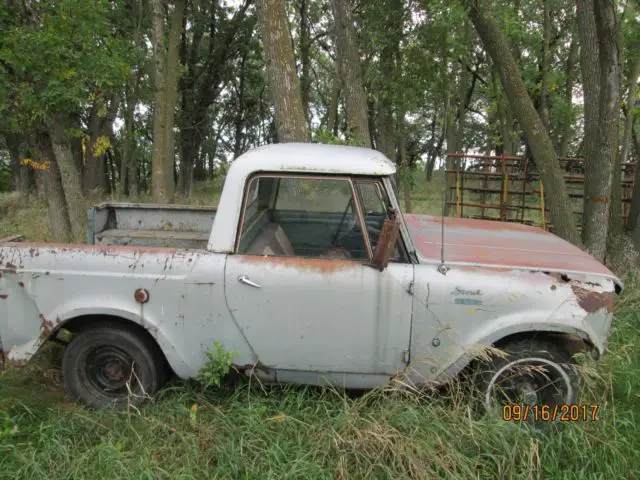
[1,174,639,479]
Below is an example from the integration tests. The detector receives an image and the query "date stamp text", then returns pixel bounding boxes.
[502,404,600,422]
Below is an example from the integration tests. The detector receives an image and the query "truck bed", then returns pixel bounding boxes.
[88,202,216,249]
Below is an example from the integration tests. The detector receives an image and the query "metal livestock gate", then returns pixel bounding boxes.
[444,153,637,232]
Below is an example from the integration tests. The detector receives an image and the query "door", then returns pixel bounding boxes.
[224,174,414,375]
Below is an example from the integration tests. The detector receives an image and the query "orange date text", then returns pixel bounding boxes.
[502,404,600,422]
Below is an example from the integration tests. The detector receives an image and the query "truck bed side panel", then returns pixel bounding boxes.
[89,203,216,250]
[0,244,252,377]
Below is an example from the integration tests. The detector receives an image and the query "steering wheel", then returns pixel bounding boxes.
[332,198,355,245]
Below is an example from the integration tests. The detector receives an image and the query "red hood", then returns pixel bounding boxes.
[404,214,618,281]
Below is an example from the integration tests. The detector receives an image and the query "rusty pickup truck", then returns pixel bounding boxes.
[0,143,622,410]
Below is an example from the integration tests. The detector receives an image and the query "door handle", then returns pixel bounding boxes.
[238,275,262,288]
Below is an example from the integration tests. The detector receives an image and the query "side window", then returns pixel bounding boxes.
[355,180,405,262]
[237,176,370,260]
[357,182,387,216]
[243,177,261,223]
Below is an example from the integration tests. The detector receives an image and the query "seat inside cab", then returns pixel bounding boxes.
[245,223,295,256]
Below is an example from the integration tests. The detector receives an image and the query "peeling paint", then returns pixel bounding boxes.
[547,272,571,283]
[39,314,55,337]
[572,285,615,313]
[0,294,7,299]
[2,263,17,273]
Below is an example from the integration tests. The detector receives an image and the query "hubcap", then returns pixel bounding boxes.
[485,357,573,410]
[85,346,136,396]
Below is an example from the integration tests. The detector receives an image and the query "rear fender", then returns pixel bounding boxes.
[4,301,191,378]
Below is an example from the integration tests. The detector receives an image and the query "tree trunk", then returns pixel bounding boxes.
[466,1,580,245]
[6,134,30,197]
[620,56,640,170]
[257,0,309,143]
[609,55,639,240]
[557,33,579,158]
[398,107,412,213]
[164,0,184,199]
[582,0,620,261]
[233,49,249,159]
[179,127,200,196]
[70,136,84,179]
[120,91,133,197]
[46,116,86,242]
[326,74,341,135]
[151,0,185,203]
[630,122,640,240]
[35,133,72,242]
[299,0,311,124]
[491,68,515,157]
[376,0,403,161]
[577,0,602,247]
[151,0,168,202]
[618,56,640,231]
[537,0,552,131]
[330,0,371,147]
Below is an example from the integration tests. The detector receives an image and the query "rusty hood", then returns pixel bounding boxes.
[404,214,620,284]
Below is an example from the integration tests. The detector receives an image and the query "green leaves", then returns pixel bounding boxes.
[0,0,132,129]
[196,341,237,391]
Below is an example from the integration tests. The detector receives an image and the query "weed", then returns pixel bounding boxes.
[196,341,237,391]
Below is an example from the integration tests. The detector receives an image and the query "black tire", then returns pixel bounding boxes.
[474,338,579,421]
[62,323,167,408]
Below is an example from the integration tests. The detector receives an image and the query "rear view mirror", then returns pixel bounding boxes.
[370,213,400,271]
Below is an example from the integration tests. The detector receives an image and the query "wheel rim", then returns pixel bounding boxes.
[485,357,574,410]
[85,346,136,396]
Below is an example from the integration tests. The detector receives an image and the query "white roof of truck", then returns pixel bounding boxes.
[229,143,396,177]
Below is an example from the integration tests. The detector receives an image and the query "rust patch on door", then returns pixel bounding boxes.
[238,255,356,273]
[572,286,615,313]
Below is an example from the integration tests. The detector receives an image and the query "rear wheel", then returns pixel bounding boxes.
[474,339,578,422]
[62,324,167,408]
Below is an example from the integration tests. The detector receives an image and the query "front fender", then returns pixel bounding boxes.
[431,310,611,384]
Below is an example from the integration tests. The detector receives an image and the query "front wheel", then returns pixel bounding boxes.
[62,323,167,408]
[474,339,579,421]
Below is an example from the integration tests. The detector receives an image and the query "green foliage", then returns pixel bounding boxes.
[196,341,237,390]
[0,0,132,130]
[311,128,353,146]
[0,414,19,439]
